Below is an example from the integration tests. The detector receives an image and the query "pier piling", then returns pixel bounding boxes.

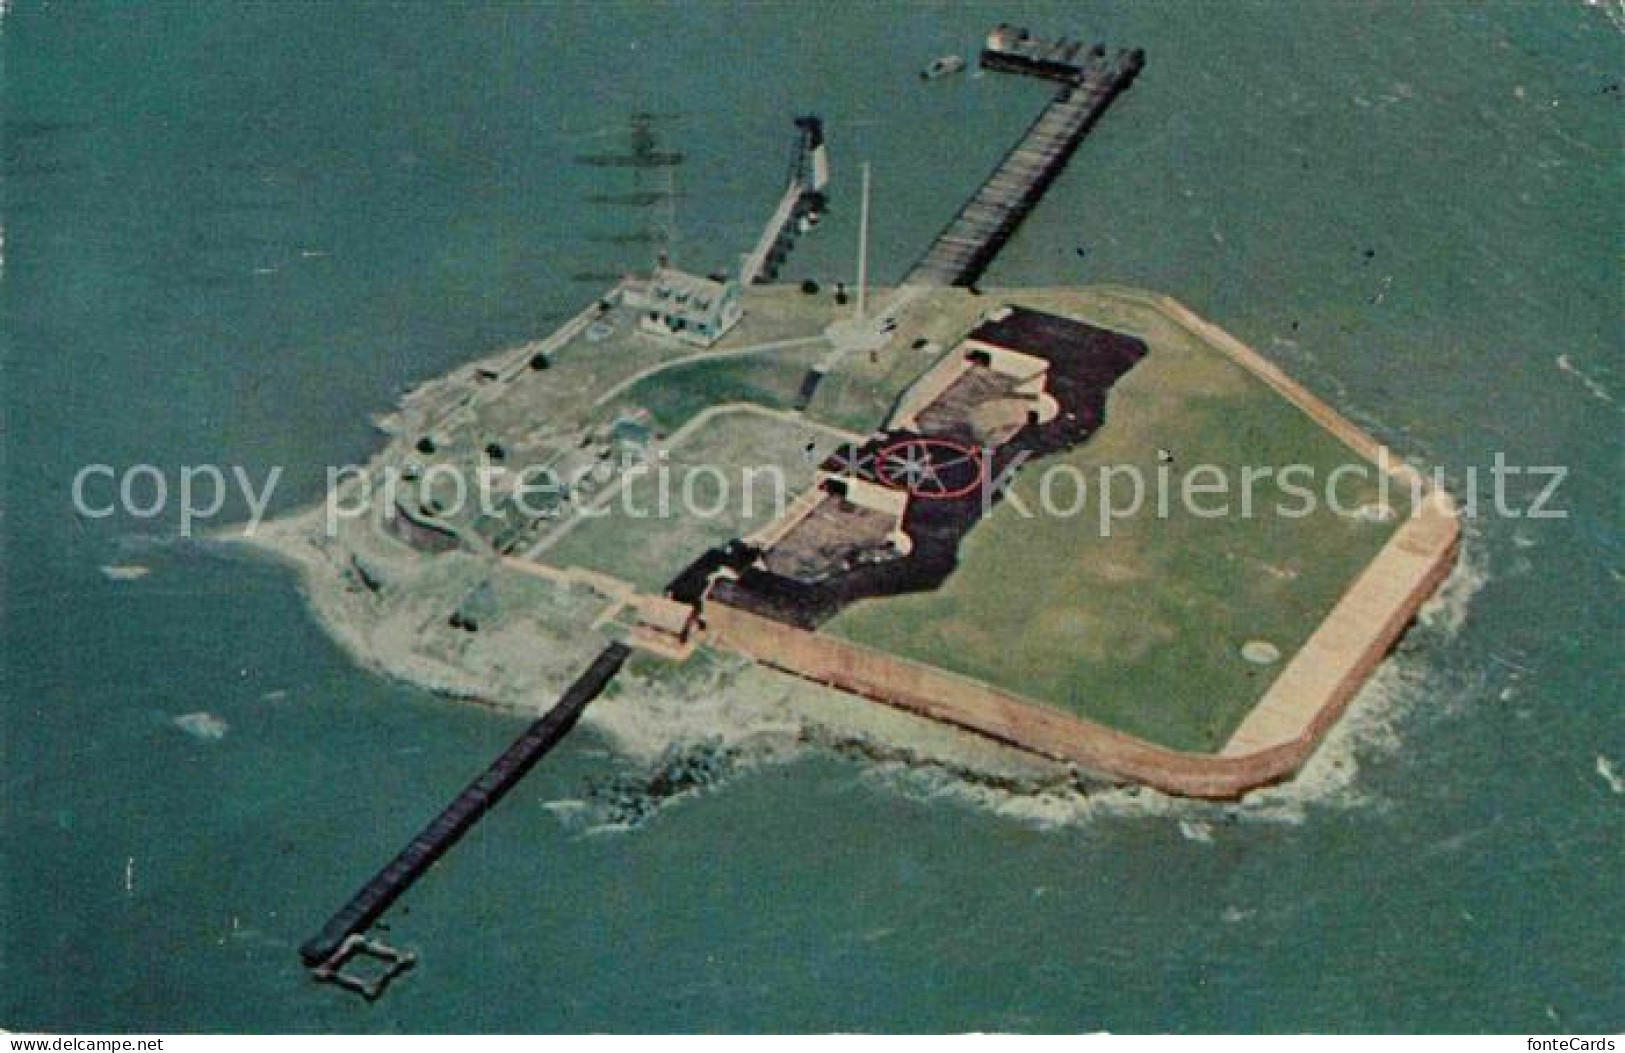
[299,643,631,970]
[906,41,1143,287]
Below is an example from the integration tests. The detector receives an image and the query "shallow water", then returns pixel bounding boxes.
[2,0,1620,1032]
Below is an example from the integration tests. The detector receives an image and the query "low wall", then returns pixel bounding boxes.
[704,294,1461,798]
[1143,292,1462,759]
[708,489,1454,798]
[705,600,1289,798]
[890,349,972,430]
[1221,491,1458,757]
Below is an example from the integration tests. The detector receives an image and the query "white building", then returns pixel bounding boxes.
[632,267,743,348]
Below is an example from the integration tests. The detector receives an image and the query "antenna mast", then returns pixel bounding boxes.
[856,162,871,321]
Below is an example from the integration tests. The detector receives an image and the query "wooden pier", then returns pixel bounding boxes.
[300,643,631,970]
[905,43,1143,287]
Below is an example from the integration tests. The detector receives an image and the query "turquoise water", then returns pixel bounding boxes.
[3,0,1620,1032]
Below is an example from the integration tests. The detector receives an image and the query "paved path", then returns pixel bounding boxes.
[521,402,861,561]
[814,284,930,374]
[591,334,828,410]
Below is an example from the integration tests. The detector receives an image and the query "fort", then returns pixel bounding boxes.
[255,25,1458,990]
[698,290,1458,798]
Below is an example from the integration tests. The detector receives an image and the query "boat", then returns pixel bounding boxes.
[920,55,966,81]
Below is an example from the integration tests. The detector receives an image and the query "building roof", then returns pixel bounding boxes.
[610,416,652,445]
[648,267,733,315]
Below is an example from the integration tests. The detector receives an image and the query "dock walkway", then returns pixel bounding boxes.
[740,182,809,286]
[905,48,1143,287]
[299,643,631,969]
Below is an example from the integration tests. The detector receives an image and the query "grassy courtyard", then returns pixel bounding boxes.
[540,407,836,593]
[823,289,1412,754]
[598,341,830,436]
[802,287,996,434]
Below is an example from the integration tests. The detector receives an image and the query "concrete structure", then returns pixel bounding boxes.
[982,24,1099,82]
[890,326,1057,438]
[629,595,701,660]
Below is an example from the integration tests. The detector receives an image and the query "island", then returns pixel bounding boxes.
[243,25,1459,989]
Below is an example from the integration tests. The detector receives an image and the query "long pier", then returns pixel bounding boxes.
[299,643,631,969]
[905,43,1143,287]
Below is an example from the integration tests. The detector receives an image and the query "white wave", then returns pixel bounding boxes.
[1178,820,1215,844]
[99,564,150,581]
[860,762,1190,831]
[1584,0,1625,36]
[174,711,228,742]
[1418,525,1491,636]
[541,798,590,822]
[1556,354,1615,404]
[113,531,188,553]
[1597,756,1624,795]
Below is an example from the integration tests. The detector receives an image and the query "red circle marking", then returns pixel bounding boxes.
[872,438,984,499]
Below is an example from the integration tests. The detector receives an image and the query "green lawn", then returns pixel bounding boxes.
[803,288,994,434]
[601,343,829,436]
[824,291,1411,753]
[470,285,843,443]
[541,408,834,593]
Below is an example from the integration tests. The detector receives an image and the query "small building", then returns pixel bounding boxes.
[608,412,654,457]
[633,267,743,347]
[629,594,702,659]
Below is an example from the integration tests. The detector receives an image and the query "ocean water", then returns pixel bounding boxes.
[2,0,1620,1032]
